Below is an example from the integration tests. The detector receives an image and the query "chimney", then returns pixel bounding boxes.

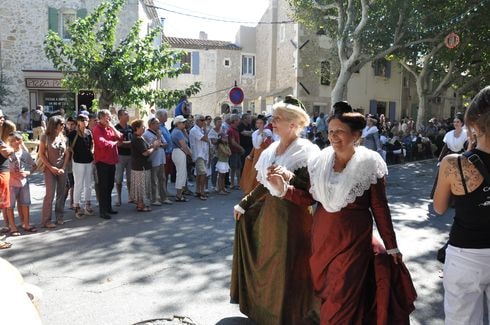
[199,31,208,40]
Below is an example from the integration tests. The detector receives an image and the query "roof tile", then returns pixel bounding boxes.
[163,37,241,50]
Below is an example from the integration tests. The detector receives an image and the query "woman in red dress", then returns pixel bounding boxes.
[268,102,416,324]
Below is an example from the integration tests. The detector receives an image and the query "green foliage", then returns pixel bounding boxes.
[44,0,200,110]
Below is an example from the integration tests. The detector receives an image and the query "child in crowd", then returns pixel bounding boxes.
[6,132,36,234]
[64,117,76,209]
[216,134,231,195]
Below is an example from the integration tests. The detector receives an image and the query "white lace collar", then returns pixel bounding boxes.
[308,146,388,212]
[255,138,319,197]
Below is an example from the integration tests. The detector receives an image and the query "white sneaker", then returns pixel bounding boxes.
[151,201,162,206]
[162,199,173,205]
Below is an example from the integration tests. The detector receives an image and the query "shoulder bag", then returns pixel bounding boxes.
[33,136,48,173]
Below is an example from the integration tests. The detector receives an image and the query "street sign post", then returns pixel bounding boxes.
[229,87,244,105]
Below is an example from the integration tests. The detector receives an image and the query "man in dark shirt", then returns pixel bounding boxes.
[31,105,46,140]
[114,109,132,206]
[227,114,245,189]
[237,113,253,173]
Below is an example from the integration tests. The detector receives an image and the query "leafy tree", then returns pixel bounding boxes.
[44,0,200,110]
[288,0,432,108]
[393,0,490,129]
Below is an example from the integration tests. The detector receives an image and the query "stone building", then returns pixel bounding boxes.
[160,32,257,117]
[0,0,159,117]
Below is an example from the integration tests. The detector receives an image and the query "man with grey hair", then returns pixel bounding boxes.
[189,114,209,200]
[156,109,173,184]
[93,109,122,219]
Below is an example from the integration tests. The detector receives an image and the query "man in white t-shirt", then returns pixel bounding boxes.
[189,114,209,200]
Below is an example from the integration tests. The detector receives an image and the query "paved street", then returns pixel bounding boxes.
[1,159,450,325]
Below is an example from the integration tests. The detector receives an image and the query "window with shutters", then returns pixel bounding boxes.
[61,11,76,40]
[242,55,255,76]
[373,59,391,78]
[48,7,87,40]
[320,61,330,85]
[181,53,191,74]
[178,52,200,75]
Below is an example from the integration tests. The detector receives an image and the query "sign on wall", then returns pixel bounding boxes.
[25,78,62,89]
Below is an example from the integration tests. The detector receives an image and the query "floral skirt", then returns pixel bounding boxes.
[130,169,151,204]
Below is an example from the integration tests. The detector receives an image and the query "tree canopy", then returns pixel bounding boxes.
[44,0,200,110]
[288,0,490,125]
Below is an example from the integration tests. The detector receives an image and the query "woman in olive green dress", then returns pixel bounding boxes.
[231,96,320,324]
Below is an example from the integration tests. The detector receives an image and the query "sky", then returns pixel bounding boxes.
[152,0,271,42]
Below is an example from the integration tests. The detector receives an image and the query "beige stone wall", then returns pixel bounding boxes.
[159,48,254,118]
[0,0,156,116]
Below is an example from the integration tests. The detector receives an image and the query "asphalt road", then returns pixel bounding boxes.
[1,159,449,325]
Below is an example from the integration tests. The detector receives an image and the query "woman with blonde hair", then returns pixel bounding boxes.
[39,115,69,228]
[434,86,490,324]
[231,96,319,324]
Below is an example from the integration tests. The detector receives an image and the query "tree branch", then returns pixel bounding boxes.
[311,1,338,11]
[431,61,455,97]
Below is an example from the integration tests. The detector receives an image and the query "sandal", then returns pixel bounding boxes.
[43,223,56,229]
[0,241,12,249]
[22,226,38,233]
[137,206,151,212]
[9,231,21,237]
[175,196,189,202]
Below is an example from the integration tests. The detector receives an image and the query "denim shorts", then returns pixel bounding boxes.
[9,184,31,208]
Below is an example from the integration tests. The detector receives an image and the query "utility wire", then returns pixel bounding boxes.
[146,4,295,25]
[192,87,230,99]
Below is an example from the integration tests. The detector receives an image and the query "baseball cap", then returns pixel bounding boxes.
[76,114,89,121]
[174,115,187,123]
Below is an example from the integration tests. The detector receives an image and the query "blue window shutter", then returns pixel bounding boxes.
[369,100,377,115]
[48,7,59,33]
[385,61,392,78]
[242,56,246,75]
[77,8,87,19]
[389,101,396,120]
[191,51,200,75]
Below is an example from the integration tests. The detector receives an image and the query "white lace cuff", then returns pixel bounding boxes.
[234,204,245,214]
[386,248,400,255]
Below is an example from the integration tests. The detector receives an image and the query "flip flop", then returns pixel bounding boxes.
[9,231,21,237]
[22,226,38,233]
[0,241,12,249]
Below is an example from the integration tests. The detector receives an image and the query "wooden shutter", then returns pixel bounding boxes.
[48,7,59,33]
[191,51,200,75]
[385,61,392,78]
[77,8,87,19]
[369,100,377,115]
[389,101,396,120]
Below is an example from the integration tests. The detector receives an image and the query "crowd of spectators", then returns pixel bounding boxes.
[308,111,464,165]
[0,101,463,249]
